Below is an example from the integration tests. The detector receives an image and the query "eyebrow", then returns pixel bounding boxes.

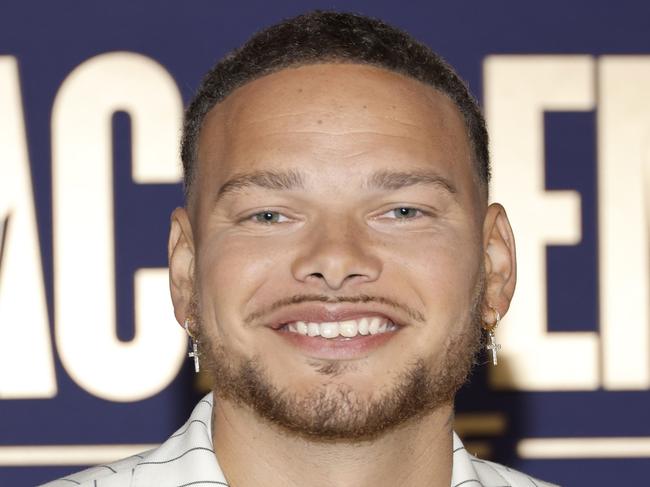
[366,169,457,195]
[213,167,457,206]
[214,169,306,205]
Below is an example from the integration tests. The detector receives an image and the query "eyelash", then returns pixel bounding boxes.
[245,207,430,224]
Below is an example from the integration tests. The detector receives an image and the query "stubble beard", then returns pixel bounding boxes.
[194,277,484,443]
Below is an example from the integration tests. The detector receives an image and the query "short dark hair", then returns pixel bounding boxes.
[181,11,489,200]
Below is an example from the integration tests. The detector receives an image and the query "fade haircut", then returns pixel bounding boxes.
[181,10,490,200]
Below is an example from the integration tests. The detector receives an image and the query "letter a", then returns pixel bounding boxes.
[0,57,56,398]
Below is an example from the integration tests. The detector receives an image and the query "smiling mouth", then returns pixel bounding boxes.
[278,316,399,339]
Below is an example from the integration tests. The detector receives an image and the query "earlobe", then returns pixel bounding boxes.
[482,203,517,319]
[168,207,195,326]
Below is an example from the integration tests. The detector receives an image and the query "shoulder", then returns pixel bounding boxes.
[38,394,218,487]
[452,432,559,487]
[470,456,560,487]
[38,450,152,487]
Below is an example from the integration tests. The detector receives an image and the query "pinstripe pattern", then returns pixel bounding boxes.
[40,394,559,487]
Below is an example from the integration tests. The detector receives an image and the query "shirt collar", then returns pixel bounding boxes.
[132,393,227,486]
[134,393,479,486]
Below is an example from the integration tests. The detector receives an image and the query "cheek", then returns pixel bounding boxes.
[420,240,479,293]
[195,233,290,340]
[385,228,481,324]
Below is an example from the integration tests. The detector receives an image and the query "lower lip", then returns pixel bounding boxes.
[273,328,399,360]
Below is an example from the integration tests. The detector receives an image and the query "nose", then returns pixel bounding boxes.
[290,217,382,291]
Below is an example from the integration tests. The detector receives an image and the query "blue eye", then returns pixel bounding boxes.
[390,207,422,219]
[251,211,286,223]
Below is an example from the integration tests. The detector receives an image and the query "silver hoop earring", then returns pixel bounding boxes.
[184,319,200,373]
[484,308,501,366]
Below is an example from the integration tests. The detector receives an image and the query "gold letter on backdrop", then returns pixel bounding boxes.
[0,57,56,399]
[52,52,186,402]
[484,55,599,390]
[598,56,650,390]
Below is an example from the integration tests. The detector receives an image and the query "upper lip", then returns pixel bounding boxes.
[263,303,406,330]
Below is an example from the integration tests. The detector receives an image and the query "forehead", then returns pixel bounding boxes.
[196,63,475,196]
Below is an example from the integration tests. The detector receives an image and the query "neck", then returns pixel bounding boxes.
[211,395,455,487]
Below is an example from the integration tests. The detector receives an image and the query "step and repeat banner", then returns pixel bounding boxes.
[1,1,649,485]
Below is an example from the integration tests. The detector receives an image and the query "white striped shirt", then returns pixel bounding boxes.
[41,394,558,487]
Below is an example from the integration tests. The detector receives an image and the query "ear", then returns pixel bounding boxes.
[482,203,516,321]
[168,207,195,326]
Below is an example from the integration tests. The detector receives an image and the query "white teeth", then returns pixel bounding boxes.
[358,317,369,335]
[339,320,358,338]
[368,317,382,335]
[284,316,397,339]
[297,321,308,334]
[307,322,320,337]
[320,322,339,338]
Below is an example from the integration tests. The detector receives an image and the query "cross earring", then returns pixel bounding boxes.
[184,319,200,373]
[484,307,501,366]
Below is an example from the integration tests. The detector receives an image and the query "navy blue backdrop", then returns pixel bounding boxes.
[1,1,650,486]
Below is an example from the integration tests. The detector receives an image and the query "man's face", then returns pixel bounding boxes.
[172,63,499,440]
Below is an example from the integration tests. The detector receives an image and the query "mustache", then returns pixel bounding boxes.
[243,293,426,326]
